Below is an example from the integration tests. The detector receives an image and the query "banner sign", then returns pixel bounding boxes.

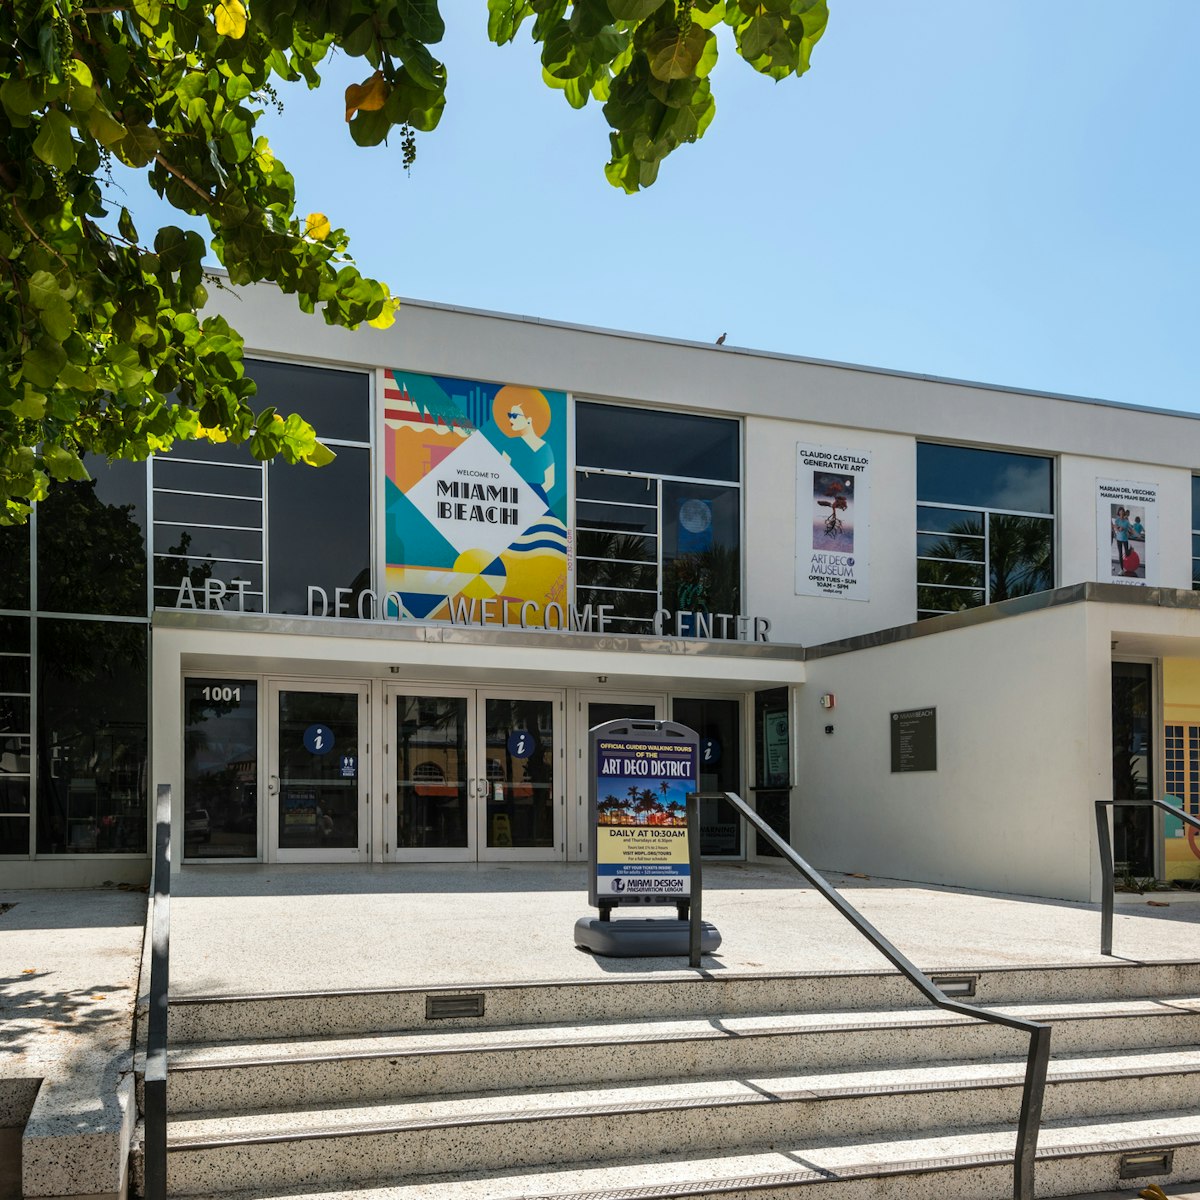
[383,370,568,627]
[1096,478,1158,586]
[587,719,699,907]
[796,443,871,601]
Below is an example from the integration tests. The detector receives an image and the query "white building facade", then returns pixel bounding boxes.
[3,284,1199,901]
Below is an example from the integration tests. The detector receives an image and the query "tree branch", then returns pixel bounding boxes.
[153,153,215,206]
[10,202,70,268]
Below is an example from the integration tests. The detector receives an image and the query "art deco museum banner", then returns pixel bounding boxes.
[383,370,569,626]
[1095,477,1159,587]
[795,442,871,602]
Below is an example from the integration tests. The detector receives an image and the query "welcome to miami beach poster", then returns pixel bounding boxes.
[383,370,569,626]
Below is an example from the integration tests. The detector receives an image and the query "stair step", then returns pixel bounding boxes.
[167,1111,1200,1200]
[161,1050,1200,1193]
[160,997,1200,1115]
[166,961,1200,1043]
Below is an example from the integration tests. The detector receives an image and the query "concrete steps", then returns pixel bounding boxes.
[135,961,1200,1199]
[159,1115,1200,1200]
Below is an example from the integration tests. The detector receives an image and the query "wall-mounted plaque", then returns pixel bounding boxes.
[890,707,936,773]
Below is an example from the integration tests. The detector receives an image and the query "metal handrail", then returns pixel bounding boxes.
[1095,797,1200,956]
[713,791,1050,1200]
[144,783,172,1200]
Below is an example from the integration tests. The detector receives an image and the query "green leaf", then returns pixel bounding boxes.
[647,24,710,80]
[115,124,160,168]
[395,0,446,44]
[395,36,444,91]
[302,440,336,467]
[32,110,76,170]
[37,24,62,75]
[119,207,139,243]
[39,298,75,343]
[8,386,48,419]
[340,12,376,57]
[348,106,391,146]
[22,340,67,389]
[606,0,666,19]
[1,77,40,118]
[84,103,129,148]
[488,0,534,43]
[41,445,90,482]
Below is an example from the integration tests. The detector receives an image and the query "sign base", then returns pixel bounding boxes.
[574,917,721,959]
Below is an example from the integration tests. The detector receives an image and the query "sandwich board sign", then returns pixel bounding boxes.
[587,719,699,909]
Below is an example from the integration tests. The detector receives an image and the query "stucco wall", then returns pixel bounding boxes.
[795,603,1099,902]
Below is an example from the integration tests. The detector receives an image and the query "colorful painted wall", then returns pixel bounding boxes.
[382,371,568,626]
[1164,657,1200,881]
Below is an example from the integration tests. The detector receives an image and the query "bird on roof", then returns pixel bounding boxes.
[715,332,726,345]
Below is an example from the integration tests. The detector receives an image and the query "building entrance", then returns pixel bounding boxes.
[385,688,563,861]
[267,680,370,863]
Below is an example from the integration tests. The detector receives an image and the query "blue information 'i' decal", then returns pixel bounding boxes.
[303,724,335,755]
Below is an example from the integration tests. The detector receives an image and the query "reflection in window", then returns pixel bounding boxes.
[151,360,371,615]
[672,696,741,856]
[0,523,30,611]
[395,696,468,850]
[152,443,265,612]
[37,459,147,616]
[576,404,741,636]
[36,619,147,854]
[268,449,371,616]
[184,679,258,859]
[1112,662,1154,877]
[917,445,1054,620]
[0,617,31,856]
[1192,476,1199,590]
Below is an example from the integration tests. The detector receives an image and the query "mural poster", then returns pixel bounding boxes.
[383,371,568,625]
[1096,478,1158,586]
[796,443,871,601]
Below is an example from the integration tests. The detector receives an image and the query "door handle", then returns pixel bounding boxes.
[268,774,278,795]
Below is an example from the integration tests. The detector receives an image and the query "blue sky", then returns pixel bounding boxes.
[125,3,1200,412]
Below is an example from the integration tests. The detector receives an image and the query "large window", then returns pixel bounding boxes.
[36,619,148,854]
[916,443,1054,620]
[38,456,147,616]
[153,359,371,615]
[575,403,740,636]
[0,459,150,860]
[0,618,31,856]
[1191,476,1199,590]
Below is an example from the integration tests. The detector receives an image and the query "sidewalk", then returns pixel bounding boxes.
[0,886,146,1200]
[169,860,1200,996]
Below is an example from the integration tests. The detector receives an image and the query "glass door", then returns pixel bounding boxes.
[388,688,474,862]
[267,681,369,862]
[477,692,561,862]
[385,687,563,862]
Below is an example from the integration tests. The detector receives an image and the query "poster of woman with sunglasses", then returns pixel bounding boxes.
[382,370,567,627]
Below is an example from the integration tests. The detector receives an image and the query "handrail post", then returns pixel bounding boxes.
[1014,1023,1051,1200]
[1094,797,1200,957]
[687,790,702,968]
[1095,801,1114,957]
[144,783,172,1200]
[717,791,1047,1200]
